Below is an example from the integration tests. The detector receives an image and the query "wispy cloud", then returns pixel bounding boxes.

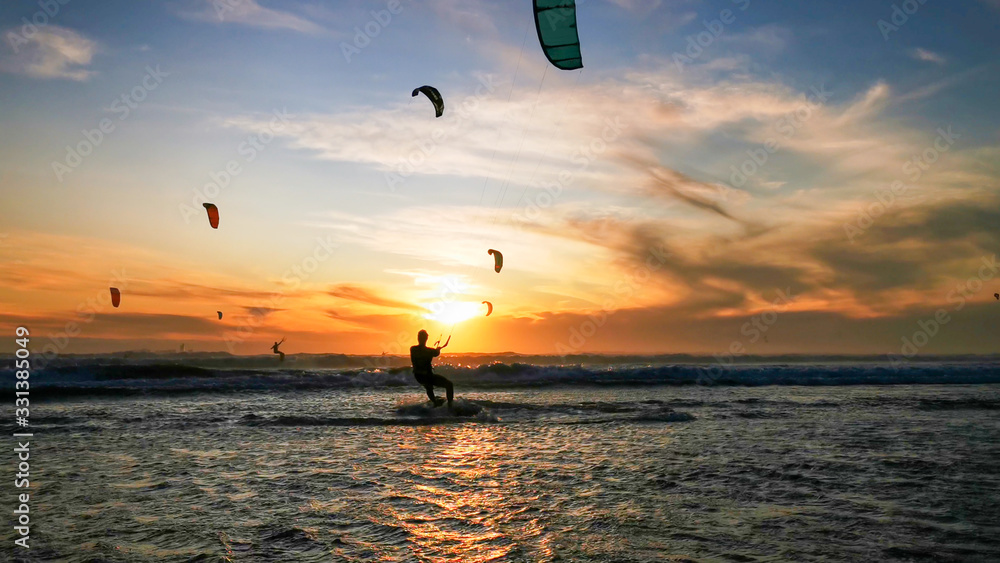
[606,0,664,14]
[911,47,946,64]
[0,26,97,81]
[721,24,792,54]
[426,0,500,37]
[244,306,284,319]
[328,284,423,311]
[897,64,989,102]
[177,0,325,35]
[226,54,996,254]
[614,150,741,222]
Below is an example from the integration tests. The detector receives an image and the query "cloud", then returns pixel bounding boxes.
[564,217,810,308]
[426,0,499,37]
[244,306,285,319]
[606,0,664,14]
[507,187,1000,322]
[234,53,1000,322]
[178,0,325,34]
[516,300,1000,355]
[1,26,97,81]
[125,281,284,301]
[911,48,946,64]
[897,64,990,102]
[328,284,422,311]
[3,30,987,356]
[790,196,1000,313]
[721,24,792,54]
[614,150,742,223]
[75,312,220,339]
[226,62,861,202]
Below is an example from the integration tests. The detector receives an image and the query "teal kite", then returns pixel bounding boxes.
[533,0,583,70]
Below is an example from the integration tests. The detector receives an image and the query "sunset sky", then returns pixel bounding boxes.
[1,0,999,356]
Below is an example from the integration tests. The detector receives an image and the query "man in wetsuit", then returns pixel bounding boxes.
[271,338,285,362]
[410,329,453,407]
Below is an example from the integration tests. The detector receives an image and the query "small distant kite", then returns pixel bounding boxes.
[203,203,220,229]
[217,311,223,320]
[483,301,493,316]
[412,86,444,118]
[110,287,121,308]
[995,293,999,301]
[488,249,503,273]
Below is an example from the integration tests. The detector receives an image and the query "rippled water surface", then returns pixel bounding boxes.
[7,384,1000,562]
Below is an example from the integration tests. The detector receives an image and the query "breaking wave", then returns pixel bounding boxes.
[3,355,999,400]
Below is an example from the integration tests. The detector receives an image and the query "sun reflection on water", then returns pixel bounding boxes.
[380,426,534,562]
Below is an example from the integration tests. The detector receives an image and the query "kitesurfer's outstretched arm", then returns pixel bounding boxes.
[271,338,286,362]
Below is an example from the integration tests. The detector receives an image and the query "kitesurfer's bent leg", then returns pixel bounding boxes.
[417,375,443,405]
[422,382,437,403]
[278,351,285,362]
[430,374,453,406]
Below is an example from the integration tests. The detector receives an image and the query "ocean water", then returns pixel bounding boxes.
[4,359,1000,562]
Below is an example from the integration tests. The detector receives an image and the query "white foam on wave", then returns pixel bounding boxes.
[8,360,1000,398]
[394,399,500,422]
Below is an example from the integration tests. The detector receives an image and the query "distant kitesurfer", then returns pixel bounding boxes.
[271,338,286,362]
[410,329,453,407]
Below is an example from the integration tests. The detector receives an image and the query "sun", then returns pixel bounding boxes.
[418,276,486,325]
[423,301,484,325]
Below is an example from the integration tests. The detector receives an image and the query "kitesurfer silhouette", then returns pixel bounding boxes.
[410,329,453,407]
[271,338,286,362]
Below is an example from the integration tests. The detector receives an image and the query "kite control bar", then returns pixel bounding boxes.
[440,325,454,349]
